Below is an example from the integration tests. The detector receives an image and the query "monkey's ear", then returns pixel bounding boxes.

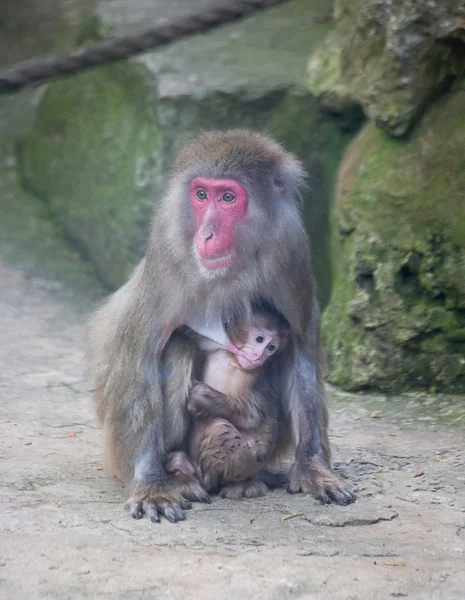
[273,158,306,200]
[222,316,230,336]
[272,177,285,196]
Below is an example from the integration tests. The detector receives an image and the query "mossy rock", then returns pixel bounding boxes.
[323,83,465,393]
[307,30,364,128]
[20,62,162,289]
[310,0,465,136]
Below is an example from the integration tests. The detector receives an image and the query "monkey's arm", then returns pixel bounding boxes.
[188,382,266,432]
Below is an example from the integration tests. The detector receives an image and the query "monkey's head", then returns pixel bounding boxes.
[166,130,305,280]
[230,308,290,371]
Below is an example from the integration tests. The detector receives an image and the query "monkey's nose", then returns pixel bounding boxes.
[199,229,214,241]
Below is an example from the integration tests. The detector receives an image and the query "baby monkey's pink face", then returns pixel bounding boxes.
[236,323,281,370]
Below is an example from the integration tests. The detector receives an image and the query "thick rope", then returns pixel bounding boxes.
[0,0,290,94]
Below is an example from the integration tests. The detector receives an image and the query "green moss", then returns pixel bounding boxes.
[19,62,162,289]
[323,84,465,393]
[325,0,465,136]
[307,31,364,127]
[267,92,356,306]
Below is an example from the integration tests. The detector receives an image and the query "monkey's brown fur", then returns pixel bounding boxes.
[167,310,287,499]
[88,129,355,523]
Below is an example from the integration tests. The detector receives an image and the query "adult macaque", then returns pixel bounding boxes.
[168,308,288,499]
[88,129,356,524]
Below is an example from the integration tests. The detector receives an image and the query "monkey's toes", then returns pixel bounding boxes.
[127,501,144,520]
[125,481,195,523]
[145,502,160,523]
[286,460,356,506]
[325,487,357,506]
[160,503,186,523]
[176,474,212,504]
[142,497,191,523]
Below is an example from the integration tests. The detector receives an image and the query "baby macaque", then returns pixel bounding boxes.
[166,308,289,499]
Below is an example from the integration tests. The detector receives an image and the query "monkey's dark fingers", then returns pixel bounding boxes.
[176,474,212,504]
[286,461,357,505]
[160,503,185,523]
[347,490,357,503]
[127,500,144,519]
[316,487,356,505]
[144,502,160,523]
[327,488,357,505]
[316,491,331,505]
[182,485,212,504]
[126,481,193,523]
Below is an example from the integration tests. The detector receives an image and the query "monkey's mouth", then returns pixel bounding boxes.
[198,252,234,270]
[237,355,261,370]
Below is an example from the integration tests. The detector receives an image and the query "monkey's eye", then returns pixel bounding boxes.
[196,190,207,200]
[255,335,264,344]
[267,344,276,353]
[221,192,235,203]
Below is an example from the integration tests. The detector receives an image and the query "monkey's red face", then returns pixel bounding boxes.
[190,177,248,271]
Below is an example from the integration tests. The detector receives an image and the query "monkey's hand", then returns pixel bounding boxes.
[188,382,224,418]
[287,456,356,506]
[125,475,211,524]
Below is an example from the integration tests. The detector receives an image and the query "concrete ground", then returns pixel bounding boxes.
[0,261,464,600]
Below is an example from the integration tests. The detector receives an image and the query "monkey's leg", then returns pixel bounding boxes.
[124,441,211,523]
[195,418,267,493]
[107,411,197,523]
[122,334,210,523]
[161,335,212,506]
[286,341,356,506]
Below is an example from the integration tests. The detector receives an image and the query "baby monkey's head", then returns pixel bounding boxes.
[230,308,289,371]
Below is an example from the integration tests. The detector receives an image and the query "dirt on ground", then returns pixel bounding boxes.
[0,261,464,600]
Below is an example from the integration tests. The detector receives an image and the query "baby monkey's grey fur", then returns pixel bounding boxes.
[88,129,356,523]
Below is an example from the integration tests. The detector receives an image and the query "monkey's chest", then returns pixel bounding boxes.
[202,352,246,397]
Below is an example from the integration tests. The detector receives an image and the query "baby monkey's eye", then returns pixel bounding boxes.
[255,335,264,344]
[196,190,207,200]
[267,343,276,353]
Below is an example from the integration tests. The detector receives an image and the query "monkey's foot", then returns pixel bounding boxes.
[219,480,269,500]
[175,473,212,505]
[286,458,356,506]
[125,476,210,524]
